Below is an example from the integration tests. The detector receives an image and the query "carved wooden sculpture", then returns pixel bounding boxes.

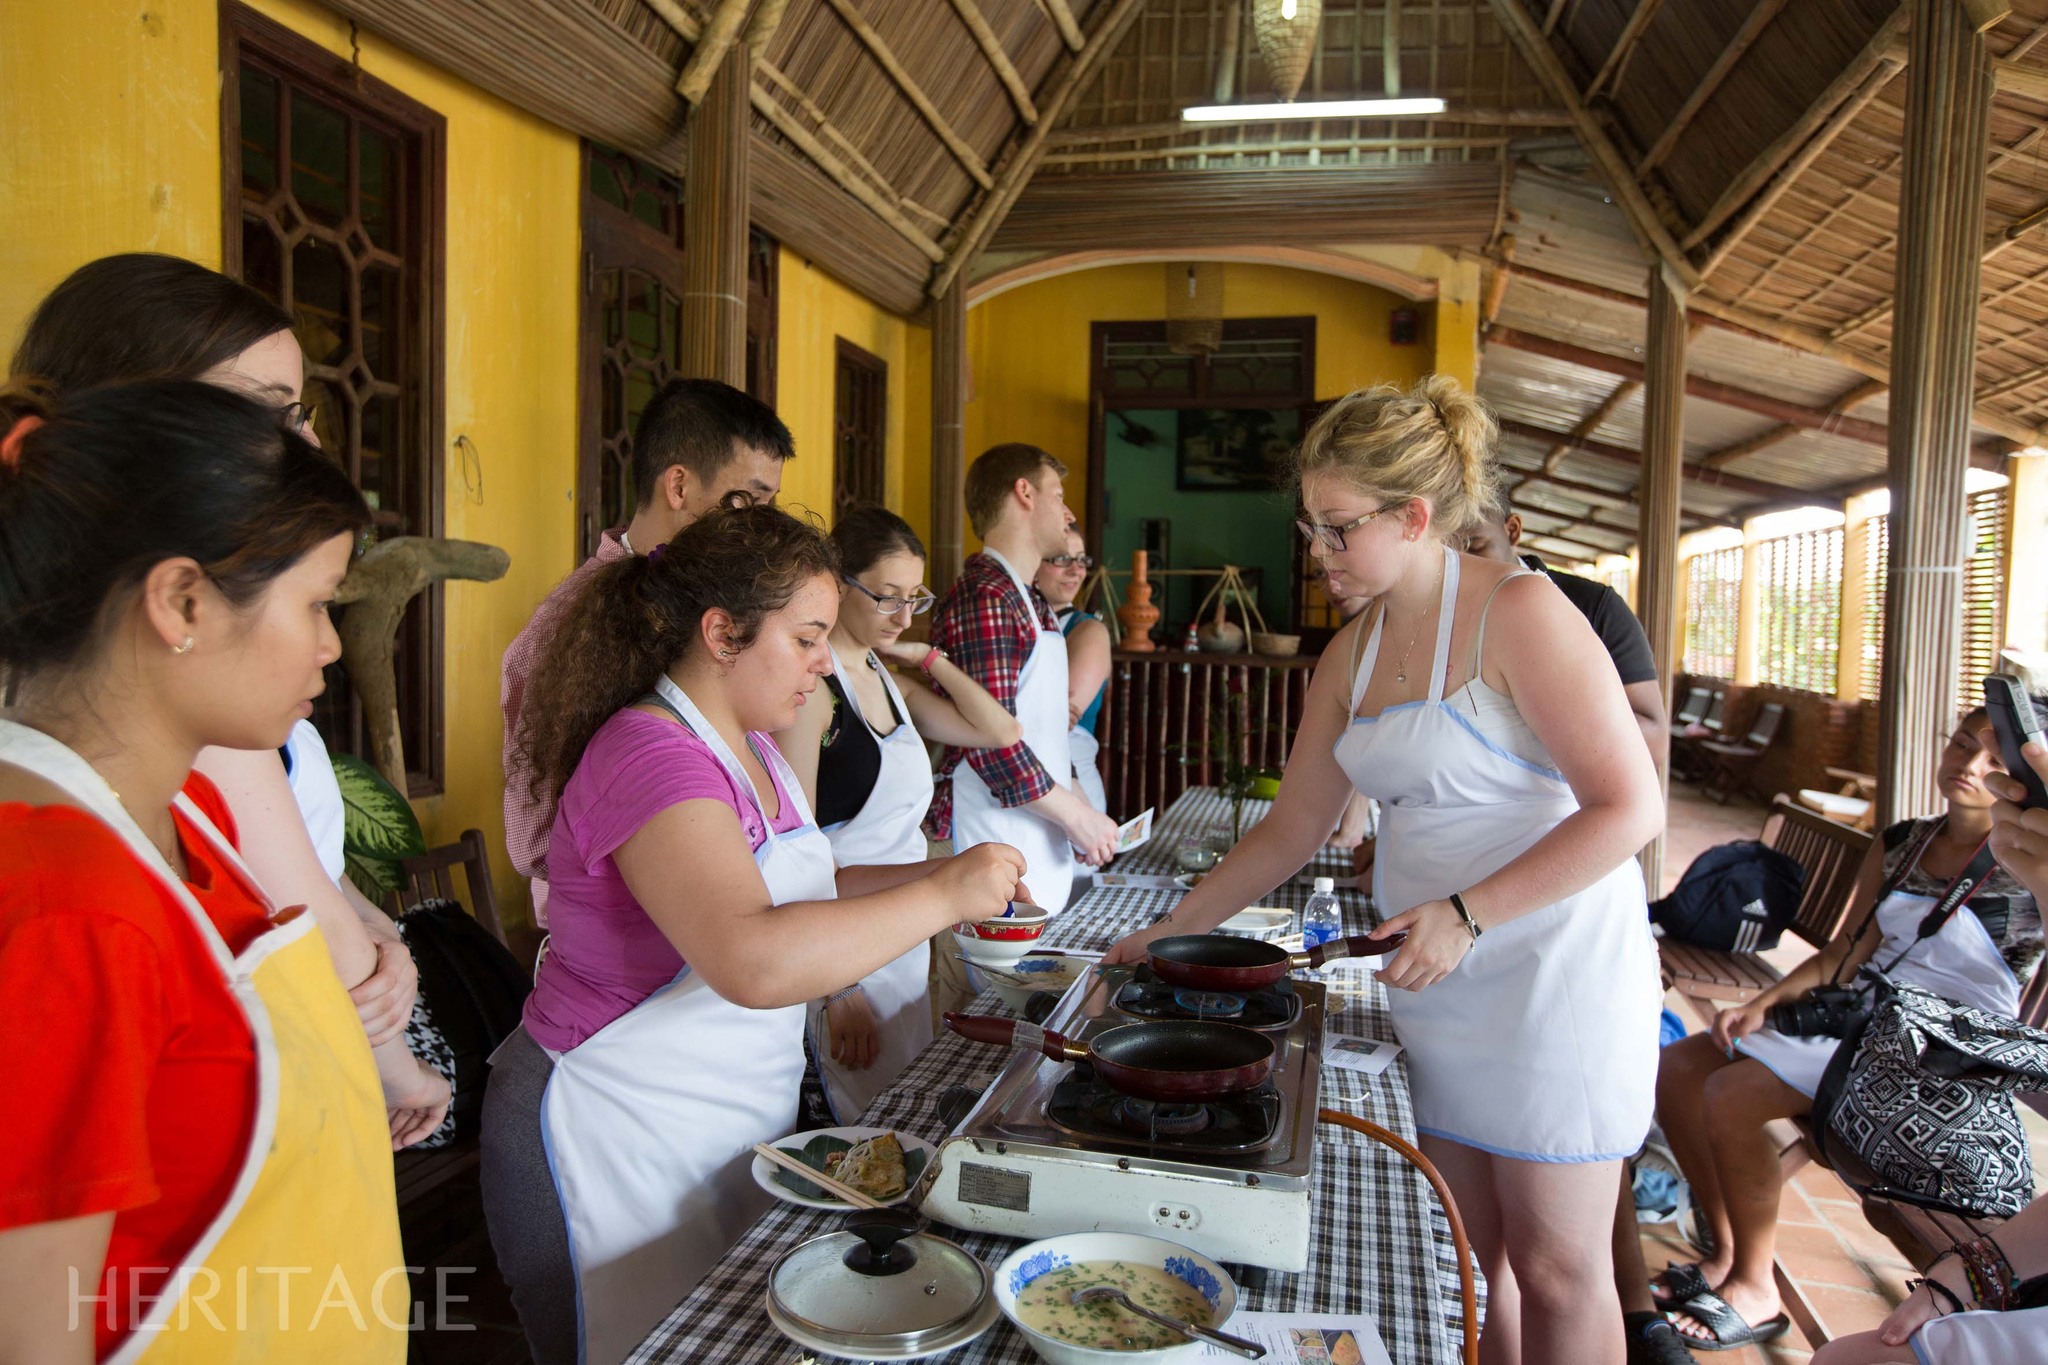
[334,536,510,790]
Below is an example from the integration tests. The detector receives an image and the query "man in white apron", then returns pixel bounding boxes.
[927,444,1119,912]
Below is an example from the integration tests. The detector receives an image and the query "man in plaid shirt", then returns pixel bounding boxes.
[927,444,1119,913]
[500,380,794,926]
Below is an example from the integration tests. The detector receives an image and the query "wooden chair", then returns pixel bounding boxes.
[1699,702,1786,804]
[1671,686,1712,732]
[1659,795,1872,1016]
[382,827,506,945]
[1671,687,1728,782]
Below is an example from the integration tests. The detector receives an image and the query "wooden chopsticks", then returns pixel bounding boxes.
[751,1142,889,1209]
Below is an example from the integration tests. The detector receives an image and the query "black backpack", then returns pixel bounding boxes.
[1649,841,1807,953]
[398,900,532,1141]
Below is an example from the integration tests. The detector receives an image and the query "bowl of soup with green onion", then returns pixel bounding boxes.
[993,1232,1238,1364]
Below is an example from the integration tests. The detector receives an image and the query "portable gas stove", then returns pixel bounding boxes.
[918,964,1324,1272]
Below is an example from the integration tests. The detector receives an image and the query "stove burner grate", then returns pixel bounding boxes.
[1043,1062,1283,1155]
[1112,966,1302,1033]
[1171,988,1247,1019]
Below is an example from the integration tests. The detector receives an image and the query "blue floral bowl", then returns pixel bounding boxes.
[991,1232,1238,1364]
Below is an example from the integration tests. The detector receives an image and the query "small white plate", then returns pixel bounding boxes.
[1218,906,1292,936]
[750,1126,939,1210]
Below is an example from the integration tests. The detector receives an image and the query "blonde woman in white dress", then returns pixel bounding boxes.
[1108,376,1664,1365]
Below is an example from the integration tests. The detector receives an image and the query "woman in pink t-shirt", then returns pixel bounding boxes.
[480,501,1023,1365]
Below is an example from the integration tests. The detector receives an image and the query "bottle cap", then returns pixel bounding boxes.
[1312,876,1334,893]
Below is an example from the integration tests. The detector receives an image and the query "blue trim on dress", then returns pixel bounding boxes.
[1415,1126,1638,1164]
[1348,700,1567,783]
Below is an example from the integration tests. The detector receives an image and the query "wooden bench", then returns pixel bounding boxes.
[1699,702,1787,805]
[1659,795,1871,1015]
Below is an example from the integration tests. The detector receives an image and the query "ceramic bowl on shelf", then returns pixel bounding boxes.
[1250,631,1300,657]
[992,1231,1240,1365]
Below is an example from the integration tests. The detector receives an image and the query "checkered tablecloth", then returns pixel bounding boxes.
[628,789,1475,1364]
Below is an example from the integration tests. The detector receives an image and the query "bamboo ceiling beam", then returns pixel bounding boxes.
[1542,0,1574,37]
[1513,522,1617,558]
[677,0,752,105]
[755,60,949,229]
[1585,0,1666,102]
[819,0,995,190]
[1041,0,1084,52]
[1702,379,1889,469]
[1214,0,1242,103]
[1494,256,2048,448]
[747,0,789,58]
[1834,192,2048,340]
[1995,57,2048,101]
[1486,0,1701,289]
[1509,466,1731,527]
[1681,5,1908,251]
[1488,325,1893,446]
[749,83,946,262]
[1697,54,1903,280]
[931,0,1148,299]
[949,0,1039,124]
[644,0,702,41]
[1544,381,1640,473]
[1496,415,1814,503]
[1636,0,1789,176]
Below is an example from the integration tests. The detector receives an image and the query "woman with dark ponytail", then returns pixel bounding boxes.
[483,502,1024,1365]
[0,383,405,1359]
[9,252,449,1147]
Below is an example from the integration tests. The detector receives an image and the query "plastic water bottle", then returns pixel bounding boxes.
[1301,877,1342,949]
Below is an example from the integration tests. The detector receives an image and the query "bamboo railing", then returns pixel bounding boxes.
[1097,650,1317,819]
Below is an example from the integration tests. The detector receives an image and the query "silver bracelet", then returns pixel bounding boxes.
[825,984,864,1005]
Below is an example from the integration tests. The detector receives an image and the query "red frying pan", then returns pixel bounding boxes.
[1143,932,1401,992]
[943,1013,1275,1103]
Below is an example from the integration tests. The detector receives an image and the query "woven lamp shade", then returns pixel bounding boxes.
[1252,0,1324,103]
[1164,263,1225,356]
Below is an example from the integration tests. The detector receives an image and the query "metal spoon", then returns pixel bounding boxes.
[1069,1286,1266,1358]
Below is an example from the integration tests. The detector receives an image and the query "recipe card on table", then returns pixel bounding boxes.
[1196,1312,1392,1365]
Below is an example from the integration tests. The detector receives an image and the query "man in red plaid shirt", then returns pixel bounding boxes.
[500,380,794,926]
[926,444,1119,913]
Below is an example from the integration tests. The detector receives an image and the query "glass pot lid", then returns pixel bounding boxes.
[768,1209,990,1349]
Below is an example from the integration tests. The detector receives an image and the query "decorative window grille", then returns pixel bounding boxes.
[833,339,888,515]
[1683,548,1742,680]
[1861,488,2008,706]
[1755,526,1844,695]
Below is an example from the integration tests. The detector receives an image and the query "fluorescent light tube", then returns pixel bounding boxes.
[1182,98,1447,122]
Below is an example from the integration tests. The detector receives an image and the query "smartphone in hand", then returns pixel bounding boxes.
[1984,674,2048,810]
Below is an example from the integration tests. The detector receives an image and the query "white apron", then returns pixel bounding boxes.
[1331,548,1660,1161]
[1736,880,2021,1098]
[540,676,836,1365]
[950,549,1075,912]
[1913,1304,2048,1363]
[811,644,936,1120]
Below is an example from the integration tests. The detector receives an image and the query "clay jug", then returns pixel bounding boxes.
[1116,550,1161,652]
[1197,589,1246,654]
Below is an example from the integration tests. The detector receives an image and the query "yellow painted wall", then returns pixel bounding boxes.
[0,0,223,338]
[776,246,934,545]
[962,261,1448,546]
[1,0,583,928]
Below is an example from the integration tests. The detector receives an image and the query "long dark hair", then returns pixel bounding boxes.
[831,505,926,576]
[517,503,840,805]
[10,254,295,390]
[0,381,370,679]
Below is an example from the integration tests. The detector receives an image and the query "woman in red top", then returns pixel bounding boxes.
[0,382,405,1361]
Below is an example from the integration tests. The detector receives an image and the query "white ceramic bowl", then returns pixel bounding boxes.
[990,953,1092,1012]
[992,1232,1238,1365]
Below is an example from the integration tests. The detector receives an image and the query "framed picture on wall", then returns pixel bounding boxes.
[1174,407,1302,491]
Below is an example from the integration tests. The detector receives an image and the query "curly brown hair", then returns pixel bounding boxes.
[516,501,841,807]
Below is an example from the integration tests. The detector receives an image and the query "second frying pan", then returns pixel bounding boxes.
[943,1013,1274,1103]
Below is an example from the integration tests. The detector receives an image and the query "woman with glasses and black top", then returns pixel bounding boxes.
[776,506,1022,1121]
[1034,522,1110,816]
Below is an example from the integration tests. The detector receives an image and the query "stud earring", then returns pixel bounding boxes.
[173,636,196,655]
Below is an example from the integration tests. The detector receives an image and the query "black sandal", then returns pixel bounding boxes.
[1648,1261,1710,1307]
[1668,1288,1792,1353]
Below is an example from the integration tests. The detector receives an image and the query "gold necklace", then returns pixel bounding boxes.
[1389,560,1447,685]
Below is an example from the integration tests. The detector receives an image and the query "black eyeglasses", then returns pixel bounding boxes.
[843,575,937,616]
[1295,501,1409,552]
[1047,553,1095,570]
[280,401,319,437]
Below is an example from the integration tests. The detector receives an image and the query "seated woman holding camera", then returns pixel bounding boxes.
[1653,705,2043,1349]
